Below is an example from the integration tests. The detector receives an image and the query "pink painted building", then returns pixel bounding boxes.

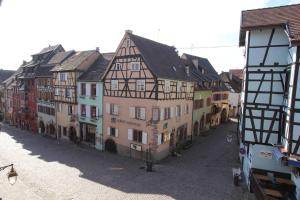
[102,31,194,161]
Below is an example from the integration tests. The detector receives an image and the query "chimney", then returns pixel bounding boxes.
[125,30,133,34]
[96,47,100,52]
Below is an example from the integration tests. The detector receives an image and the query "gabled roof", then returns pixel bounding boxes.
[0,69,16,84]
[220,72,242,93]
[78,53,114,82]
[32,44,63,56]
[51,50,97,72]
[239,4,300,46]
[35,50,76,77]
[128,33,192,81]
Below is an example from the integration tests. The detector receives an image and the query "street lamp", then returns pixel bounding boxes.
[0,164,18,185]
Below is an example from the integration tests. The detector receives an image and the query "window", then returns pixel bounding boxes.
[126,38,131,47]
[165,80,171,93]
[91,84,96,97]
[177,82,183,92]
[194,99,204,109]
[115,63,122,70]
[111,104,119,115]
[133,130,143,143]
[55,88,59,96]
[136,107,146,120]
[176,105,181,117]
[68,105,73,115]
[110,127,117,137]
[157,133,168,145]
[207,97,211,106]
[65,88,71,98]
[164,107,171,120]
[91,106,97,118]
[59,73,67,81]
[81,105,86,116]
[111,80,118,90]
[136,80,145,91]
[152,108,159,121]
[81,83,86,96]
[131,62,140,71]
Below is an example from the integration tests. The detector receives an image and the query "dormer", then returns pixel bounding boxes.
[185,66,190,76]
[192,59,198,70]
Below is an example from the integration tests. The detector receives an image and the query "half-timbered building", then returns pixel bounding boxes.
[51,50,100,142]
[14,45,64,132]
[239,4,300,198]
[103,31,194,161]
[77,52,113,150]
[35,50,75,137]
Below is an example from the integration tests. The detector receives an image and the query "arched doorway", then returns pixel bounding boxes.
[105,139,117,153]
[193,121,199,136]
[69,126,76,142]
[39,121,45,134]
[221,108,227,123]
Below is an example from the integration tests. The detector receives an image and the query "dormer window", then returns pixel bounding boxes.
[202,69,205,74]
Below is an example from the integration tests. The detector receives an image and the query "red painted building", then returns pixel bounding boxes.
[14,45,64,133]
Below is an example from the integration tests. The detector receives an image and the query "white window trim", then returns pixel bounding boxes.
[111,80,118,90]
[131,62,140,71]
[136,80,145,91]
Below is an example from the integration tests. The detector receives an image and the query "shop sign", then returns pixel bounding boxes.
[259,151,272,159]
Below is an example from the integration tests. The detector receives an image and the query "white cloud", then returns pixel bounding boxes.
[0,0,269,72]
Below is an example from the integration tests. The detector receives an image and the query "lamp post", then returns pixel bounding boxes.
[0,164,18,185]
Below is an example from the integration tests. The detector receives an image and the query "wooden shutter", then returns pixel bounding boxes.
[160,108,164,121]
[107,127,110,136]
[175,106,178,117]
[86,83,91,96]
[157,133,162,145]
[106,103,110,114]
[86,105,91,118]
[141,108,146,120]
[129,107,135,118]
[115,128,119,137]
[114,105,119,115]
[128,129,133,140]
[170,107,174,118]
[77,83,81,95]
[65,73,68,81]
[96,83,100,97]
[142,132,147,144]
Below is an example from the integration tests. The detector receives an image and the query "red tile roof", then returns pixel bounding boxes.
[239,4,300,46]
[229,69,243,80]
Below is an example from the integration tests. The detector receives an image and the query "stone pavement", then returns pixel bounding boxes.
[0,122,255,200]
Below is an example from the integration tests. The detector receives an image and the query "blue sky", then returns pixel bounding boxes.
[0,0,299,73]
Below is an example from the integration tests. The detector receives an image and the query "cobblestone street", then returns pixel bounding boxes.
[0,121,254,200]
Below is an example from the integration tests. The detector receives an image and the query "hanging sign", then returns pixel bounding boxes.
[239,148,246,156]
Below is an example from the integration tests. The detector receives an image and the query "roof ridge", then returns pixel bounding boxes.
[242,3,300,12]
[129,33,176,50]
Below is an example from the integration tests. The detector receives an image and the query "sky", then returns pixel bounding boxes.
[0,0,299,73]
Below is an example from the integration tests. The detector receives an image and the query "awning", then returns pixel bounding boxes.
[288,159,300,168]
[272,147,285,161]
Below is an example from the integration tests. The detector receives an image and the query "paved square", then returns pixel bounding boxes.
[0,122,254,200]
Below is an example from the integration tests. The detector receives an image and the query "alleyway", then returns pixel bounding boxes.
[0,122,254,200]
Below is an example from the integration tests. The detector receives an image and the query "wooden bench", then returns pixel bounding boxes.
[275,177,295,186]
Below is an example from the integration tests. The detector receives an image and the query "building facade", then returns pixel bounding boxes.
[77,53,113,150]
[239,4,300,199]
[35,50,74,137]
[103,31,194,161]
[52,50,100,142]
[220,71,242,117]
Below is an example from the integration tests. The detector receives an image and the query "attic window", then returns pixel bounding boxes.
[116,63,122,70]
[131,62,140,71]
[185,66,190,76]
[126,39,131,47]
[172,66,177,71]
